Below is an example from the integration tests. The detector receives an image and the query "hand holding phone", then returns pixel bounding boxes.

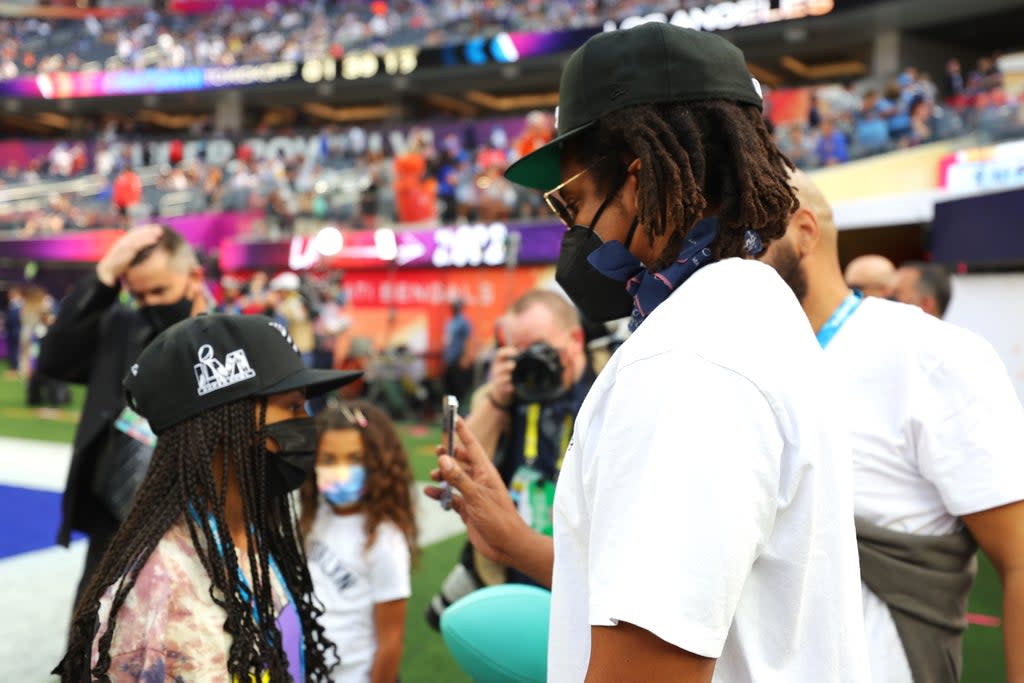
[440,395,458,510]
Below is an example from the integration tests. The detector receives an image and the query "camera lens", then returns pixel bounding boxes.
[512,342,564,403]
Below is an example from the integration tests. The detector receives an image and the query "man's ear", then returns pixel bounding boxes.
[790,207,822,258]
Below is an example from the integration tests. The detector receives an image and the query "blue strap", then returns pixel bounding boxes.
[186,506,305,677]
[817,290,863,349]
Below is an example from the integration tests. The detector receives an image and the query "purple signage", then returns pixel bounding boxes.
[0,217,565,271]
[219,221,565,272]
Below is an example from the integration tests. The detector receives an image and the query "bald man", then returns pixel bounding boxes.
[761,170,1024,683]
[844,254,896,297]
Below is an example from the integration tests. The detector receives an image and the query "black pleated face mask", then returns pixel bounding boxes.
[263,417,319,498]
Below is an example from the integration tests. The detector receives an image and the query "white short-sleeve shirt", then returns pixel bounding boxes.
[548,259,869,683]
[823,297,1024,683]
[307,504,411,683]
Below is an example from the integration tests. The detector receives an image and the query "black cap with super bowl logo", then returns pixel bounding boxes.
[123,313,362,434]
[505,22,764,192]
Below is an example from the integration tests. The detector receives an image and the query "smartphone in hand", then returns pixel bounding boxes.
[439,395,458,510]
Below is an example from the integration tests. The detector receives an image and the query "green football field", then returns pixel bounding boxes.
[0,372,1005,681]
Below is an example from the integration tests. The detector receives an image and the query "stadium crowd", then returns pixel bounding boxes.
[1,0,686,78]
[773,59,1012,168]
[2,59,1021,238]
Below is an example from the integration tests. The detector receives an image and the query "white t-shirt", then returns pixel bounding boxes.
[307,503,412,683]
[549,258,869,683]
[823,297,1024,683]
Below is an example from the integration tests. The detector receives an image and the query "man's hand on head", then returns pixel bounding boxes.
[96,225,164,288]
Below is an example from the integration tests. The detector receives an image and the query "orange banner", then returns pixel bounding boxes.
[339,265,558,373]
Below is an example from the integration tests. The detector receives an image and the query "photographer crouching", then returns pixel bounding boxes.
[426,289,595,629]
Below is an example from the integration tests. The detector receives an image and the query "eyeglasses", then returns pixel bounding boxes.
[543,165,594,228]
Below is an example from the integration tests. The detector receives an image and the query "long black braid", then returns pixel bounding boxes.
[564,99,797,270]
[57,398,337,681]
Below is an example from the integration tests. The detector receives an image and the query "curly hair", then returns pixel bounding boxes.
[301,400,419,562]
[57,398,337,682]
[563,100,797,270]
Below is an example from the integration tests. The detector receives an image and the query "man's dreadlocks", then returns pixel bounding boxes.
[57,398,337,682]
[565,99,797,270]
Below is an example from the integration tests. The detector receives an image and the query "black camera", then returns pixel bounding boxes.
[512,342,565,403]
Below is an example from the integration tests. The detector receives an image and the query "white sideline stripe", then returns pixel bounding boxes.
[0,540,86,683]
[0,436,72,493]
[413,482,467,547]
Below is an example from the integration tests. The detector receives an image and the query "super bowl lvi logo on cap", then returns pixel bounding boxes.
[194,343,257,396]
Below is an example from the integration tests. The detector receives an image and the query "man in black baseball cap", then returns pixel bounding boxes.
[59,314,360,682]
[429,23,869,682]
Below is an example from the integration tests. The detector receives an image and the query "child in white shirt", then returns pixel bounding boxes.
[302,401,418,683]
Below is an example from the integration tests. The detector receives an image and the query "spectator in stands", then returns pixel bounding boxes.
[969,56,1003,93]
[514,110,554,160]
[807,90,822,129]
[844,254,896,298]
[49,143,74,179]
[831,82,862,122]
[435,136,461,224]
[94,142,116,179]
[944,58,965,99]
[111,163,142,218]
[816,116,850,165]
[513,111,554,218]
[889,261,952,319]
[393,134,437,224]
[906,97,934,146]
[477,162,518,222]
[853,95,891,156]
[37,225,208,611]
[778,125,819,170]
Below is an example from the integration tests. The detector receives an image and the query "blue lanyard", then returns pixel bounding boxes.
[817,290,863,349]
[187,507,305,677]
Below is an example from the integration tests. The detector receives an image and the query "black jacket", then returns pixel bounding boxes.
[37,272,155,545]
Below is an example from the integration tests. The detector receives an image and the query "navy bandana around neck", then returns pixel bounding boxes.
[588,217,719,331]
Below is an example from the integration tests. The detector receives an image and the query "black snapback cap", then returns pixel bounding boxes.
[505,23,764,191]
[124,313,362,434]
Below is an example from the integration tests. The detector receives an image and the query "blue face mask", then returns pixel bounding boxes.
[317,464,367,507]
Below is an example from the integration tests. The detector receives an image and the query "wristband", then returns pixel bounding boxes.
[487,392,513,413]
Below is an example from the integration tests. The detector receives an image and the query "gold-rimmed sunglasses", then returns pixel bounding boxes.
[543,165,595,228]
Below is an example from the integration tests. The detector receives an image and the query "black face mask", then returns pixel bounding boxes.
[141,296,193,335]
[263,417,318,498]
[555,190,640,322]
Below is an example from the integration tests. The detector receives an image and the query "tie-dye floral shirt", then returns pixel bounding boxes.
[90,520,300,682]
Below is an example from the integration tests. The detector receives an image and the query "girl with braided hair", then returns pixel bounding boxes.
[56,314,361,682]
[427,23,869,683]
[299,400,418,683]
